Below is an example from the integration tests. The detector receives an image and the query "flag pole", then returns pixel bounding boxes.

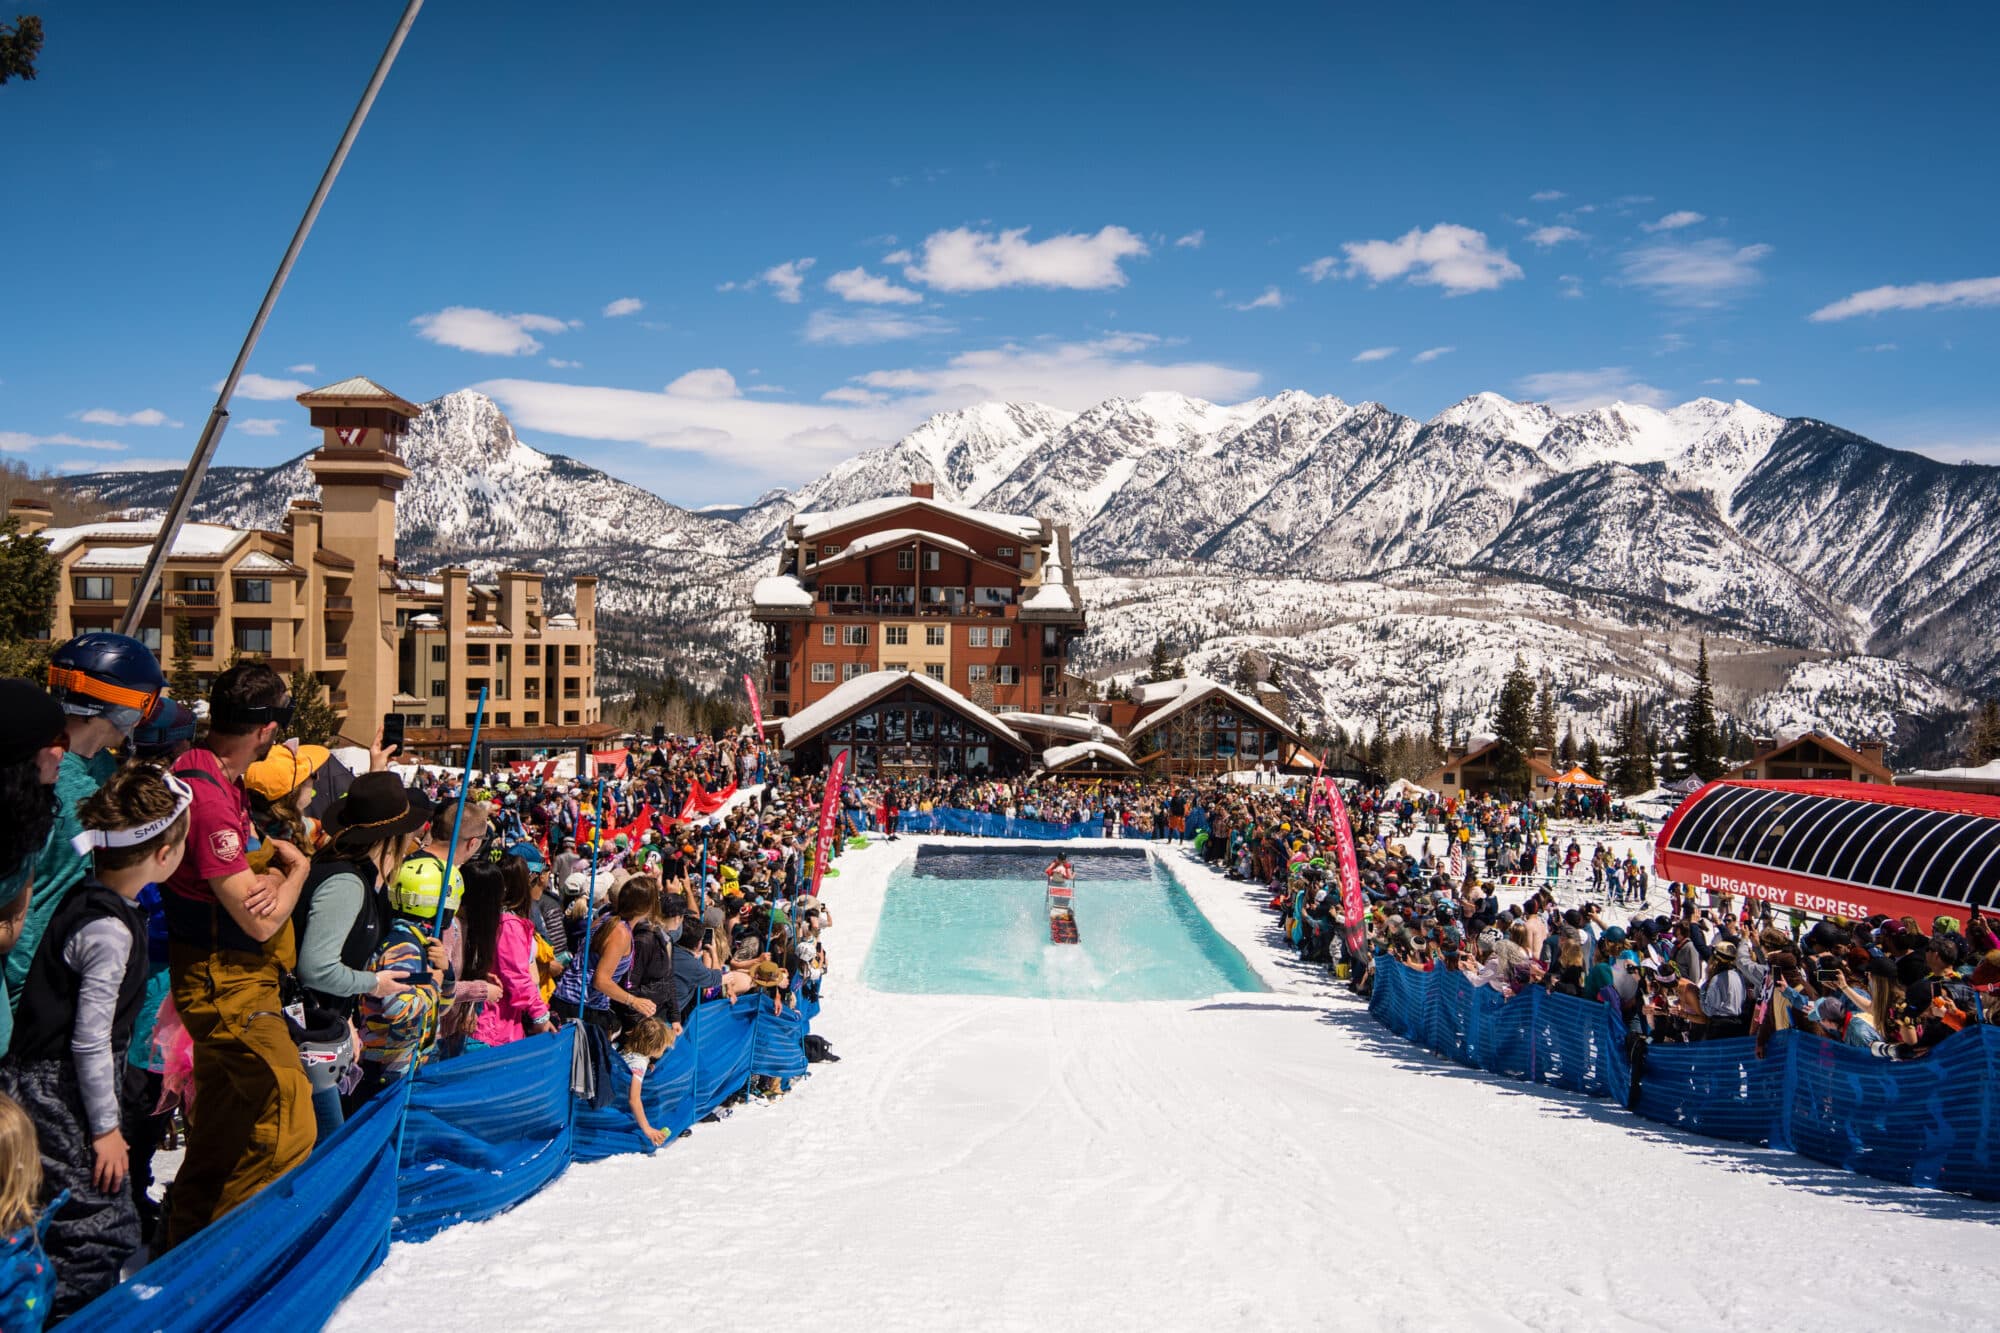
[121,0,426,631]
[431,685,486,935]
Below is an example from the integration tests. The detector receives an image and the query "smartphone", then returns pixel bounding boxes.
[381,713,405,756]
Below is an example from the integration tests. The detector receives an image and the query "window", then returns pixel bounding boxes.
[189,623,213,648]
[821,543,842,556]
[923,550,941,571]
[495,713,511,727]
[183,576,214,593]
[497,645,511,664]
[997,546,1014,558]
[140,626,162,651]
[564,710,580,725]
[235,578,272,604]
[465,712,481,727]
[925,626,947,646]
[524,711,539,726]
[1043,665,1058,691]
[843,663,867,681]
[842,625,869,646]
[968,665,989,682]
[524,645,540,666]
[967,627,987,647]
[236,625,272,654]
[997,665,1018,685]
[431,714,447,727]
[924,663,946,682]
[563,677,581,699]
[76,577,114,602]
[896,549,915,571]
[429,644,446,663]
[884,625,908,646]
[467,677,488,698]
[1021,551,1037,572]
[564,645,580,666]
[811,663,836,683]
[524,679,540,699]
[822,625,836,645]
[884,661,909,673]
[467,644,490,665]
[993,627,1011,648]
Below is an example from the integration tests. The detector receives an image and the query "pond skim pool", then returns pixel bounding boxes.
[861,845,1267,1001]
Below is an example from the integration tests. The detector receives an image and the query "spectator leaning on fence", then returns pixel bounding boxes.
[160,663,313,1247]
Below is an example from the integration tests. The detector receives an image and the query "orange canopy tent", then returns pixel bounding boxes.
[1552,765,1606,787]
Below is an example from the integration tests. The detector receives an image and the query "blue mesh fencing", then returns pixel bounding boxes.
[1370,956,1999,1200]
[46,988,820,1333]
[853,804,1207,841]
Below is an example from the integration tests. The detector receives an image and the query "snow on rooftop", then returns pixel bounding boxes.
[1041,741,1136,771]
[1899,759,2000,783]
[1022,583,1079,612]
[778,670,1025,751]
[1136,675,1296,741]
[795,495,1042,543]
[834,528,977,561]
[752,574,815,609]
[995,712,1122,744]
[1130,678,1193,706]
[41,520,248,559]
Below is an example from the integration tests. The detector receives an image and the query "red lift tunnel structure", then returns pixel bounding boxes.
[1655,780,2000,922]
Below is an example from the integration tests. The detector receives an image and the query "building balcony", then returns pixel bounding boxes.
[825,601,1014,619]
[167,591,219,610]
[324,595,353,617]
[324,642,348,659]
[191,643,214,658]
[327,690,348,709]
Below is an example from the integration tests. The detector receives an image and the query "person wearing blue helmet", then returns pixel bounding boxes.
[130,698,197,763]
[2,634,166,1058]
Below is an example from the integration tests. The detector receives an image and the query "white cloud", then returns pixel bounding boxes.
[1351,346,1398,363]
[224,372,314,400]
[547,358,582,369]
[1861,342,1899,352]
[476,334,1259,488]
[0,431,128,453]
[1557,274,1585,299]
[1735,376,1760,386]
[287,363,317,375]
[1700,377,1761,387]
[1655,332,1692,355]
[802,310,954,346]
[716,280,742,293]
[1412,346,1455,364]
[1314,223,1523,295]
[1617,239,1771,307]
[880,249,913,265]
[57,457,183,475]
[1641,210,1706,232]
[825,266,924,305]
[1526,225,1584,248]
[602,297,645,318]
[1299,257,1340,283]
[1517,367,1670,411]
[1808,275,2000,322]
[904,225,1148,292]
[821,386,889,406]
[411,307,573,356]
[1229,286,1284,311]
[1530,190,1566,202]
[743,384,791,395]
[761,259,817,303]
[1174,230,1206,249]
[234,418,286,436]
[75,407,181,428]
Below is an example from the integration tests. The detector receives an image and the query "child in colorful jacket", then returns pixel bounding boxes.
[354,857,455,1104]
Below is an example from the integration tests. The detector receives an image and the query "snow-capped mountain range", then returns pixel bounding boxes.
[65,386,2000,756]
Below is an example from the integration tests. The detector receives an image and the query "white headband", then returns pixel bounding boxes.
[72,772,195,856]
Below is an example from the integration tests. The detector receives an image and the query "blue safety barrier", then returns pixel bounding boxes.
[856,804,1206,841]
[1369,957,2000,1200]
[49,991,818,1332]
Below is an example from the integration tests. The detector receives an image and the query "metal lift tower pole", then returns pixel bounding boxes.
[121,0,425,636]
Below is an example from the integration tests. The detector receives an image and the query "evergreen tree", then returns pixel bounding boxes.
[1969,700,2000,767]
[1679,639,1725,780]
[168,615,201,703]
[0,15,41,84]
[1559,722,1577,767]
[0,514,58,677]
[1232,650,1263,690]
[1365,714,1389,772]
[1533,676,1558,755]
[1581,735,1604,779]
[1428,699,1446,755]
[286,667,343,747]
[1491,655,1538,793]
[1611,702,1655,794]
[1144,637,1171,683]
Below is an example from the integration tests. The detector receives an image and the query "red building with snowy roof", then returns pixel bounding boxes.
[751,483,1087,774]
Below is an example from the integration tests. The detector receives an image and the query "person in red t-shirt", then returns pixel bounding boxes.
[160,663,311,1248]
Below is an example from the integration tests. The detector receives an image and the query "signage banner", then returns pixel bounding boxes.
[1326,780,1367,961]
[744,673,764,739]
[811,749,850,897]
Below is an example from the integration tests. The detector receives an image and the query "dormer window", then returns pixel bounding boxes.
[822,543,842,556]
[997,546,1014,558]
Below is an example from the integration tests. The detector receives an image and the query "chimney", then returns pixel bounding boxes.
[572,575,597,633]
[9,495,52,535]
[909,482,934,500]
[1753,736,1776,758]
[1856,739,1887,766]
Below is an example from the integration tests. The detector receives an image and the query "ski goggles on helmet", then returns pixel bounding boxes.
[210,695,295,731]
[45,665,163,724]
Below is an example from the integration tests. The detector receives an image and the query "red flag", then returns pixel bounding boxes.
[1326,780,1367,961]
[811,749,849,896]
[744,672,764,739]
[678,780,739,821]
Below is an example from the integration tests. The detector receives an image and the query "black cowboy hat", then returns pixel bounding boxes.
[323,771,431,842]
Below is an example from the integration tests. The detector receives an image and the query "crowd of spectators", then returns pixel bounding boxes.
[0,634,839,1325]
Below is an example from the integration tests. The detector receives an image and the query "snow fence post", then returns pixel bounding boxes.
[1769,1031,1799,1153]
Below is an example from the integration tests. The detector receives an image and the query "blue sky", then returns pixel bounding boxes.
[5,1,1997,504]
